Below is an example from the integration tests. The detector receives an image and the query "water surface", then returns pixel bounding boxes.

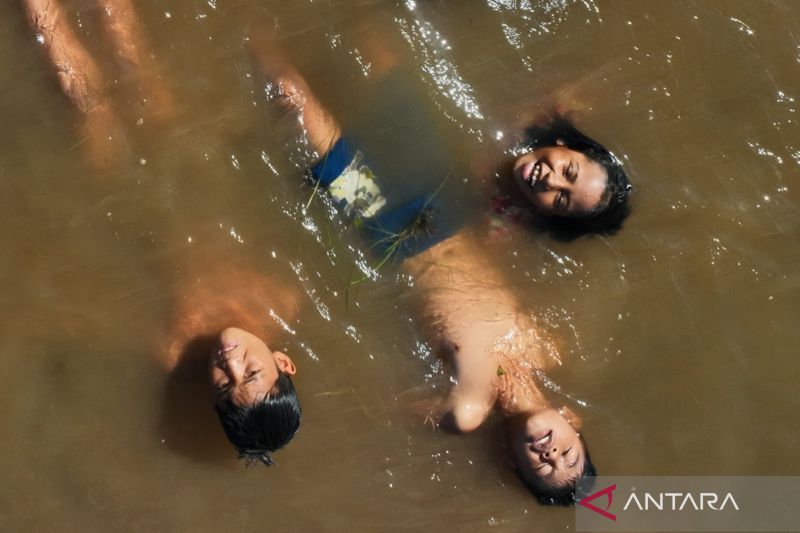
[1,0,799,530]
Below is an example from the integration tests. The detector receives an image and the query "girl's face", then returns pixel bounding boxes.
[513,144,608,217]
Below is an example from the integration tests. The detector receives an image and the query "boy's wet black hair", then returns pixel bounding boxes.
[523,117,632,239]
[214,372,301,466]
[519,436,597,506]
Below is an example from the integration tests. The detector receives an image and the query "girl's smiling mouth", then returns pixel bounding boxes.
[520,161,543,186]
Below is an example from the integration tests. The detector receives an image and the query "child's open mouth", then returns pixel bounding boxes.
[521,161,542,186]
[533,429,552,449]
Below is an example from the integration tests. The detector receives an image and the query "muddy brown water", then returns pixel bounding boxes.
[1,0,799,531]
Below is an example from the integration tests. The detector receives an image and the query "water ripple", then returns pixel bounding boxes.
[396,14,484,133]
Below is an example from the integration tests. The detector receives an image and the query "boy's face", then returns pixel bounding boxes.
[208,327,296,407]
[508,408,586,489]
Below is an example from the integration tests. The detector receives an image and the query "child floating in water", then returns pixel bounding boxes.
[403,232,595,504]
[252,34,621,502]
[23,1,302,465]
[162,262,302,466]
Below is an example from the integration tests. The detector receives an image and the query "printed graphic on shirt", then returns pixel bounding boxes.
[327,151,387,218]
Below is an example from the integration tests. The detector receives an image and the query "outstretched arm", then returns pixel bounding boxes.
[23,0,104,113]
[22,0,126,166]
[403,232,541,432]
[96,0,175,120]
[250,40,341,160]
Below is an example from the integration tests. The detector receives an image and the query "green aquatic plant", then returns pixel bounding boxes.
[302,136,339,214]
[365,168,450,269]
[343,170,452,309]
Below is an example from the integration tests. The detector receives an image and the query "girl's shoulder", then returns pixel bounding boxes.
[482,192,533,244]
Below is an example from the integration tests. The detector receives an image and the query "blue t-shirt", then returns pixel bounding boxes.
[309,68,476,262]
[311,136,457,262]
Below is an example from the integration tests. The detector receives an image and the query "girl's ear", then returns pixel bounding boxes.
[560,406,582,431]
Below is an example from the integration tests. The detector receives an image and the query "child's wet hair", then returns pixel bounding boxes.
[523,117,632,239]
[214,372,301,466]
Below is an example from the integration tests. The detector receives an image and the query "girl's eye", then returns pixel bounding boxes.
[216,381,231,393]
[245,370,259,379]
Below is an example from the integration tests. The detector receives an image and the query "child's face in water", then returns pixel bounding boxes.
[508,407,586,490]
[513,144,608,217]
[209,327,296,407]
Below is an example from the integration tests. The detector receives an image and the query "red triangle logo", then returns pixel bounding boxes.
[579,483,617,521]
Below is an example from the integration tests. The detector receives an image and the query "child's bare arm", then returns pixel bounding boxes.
[22,0,105,113]
[249,39,341,160]
[96,0,174,119]
[403,232,526,432]
[275,73,341,159]
[22,0,127,166]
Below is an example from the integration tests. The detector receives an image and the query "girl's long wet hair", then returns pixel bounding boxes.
[522,117,632,239]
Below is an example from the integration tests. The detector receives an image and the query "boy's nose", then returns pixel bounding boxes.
[222,356,245,376]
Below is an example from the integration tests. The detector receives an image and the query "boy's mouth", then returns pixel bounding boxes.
[215,342,238,360]
[532,429,552,450]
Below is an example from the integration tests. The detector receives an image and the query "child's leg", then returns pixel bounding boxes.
[23,0,126,167]
[95,0,174,119]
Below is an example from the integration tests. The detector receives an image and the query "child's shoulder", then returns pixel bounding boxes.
[159,263,299,371]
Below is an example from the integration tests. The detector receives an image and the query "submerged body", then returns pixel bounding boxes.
[161,262,302,465]
[24,0,303,463]
[253,32,599,498]
[404,232,557,430]
[404,232,588,491]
